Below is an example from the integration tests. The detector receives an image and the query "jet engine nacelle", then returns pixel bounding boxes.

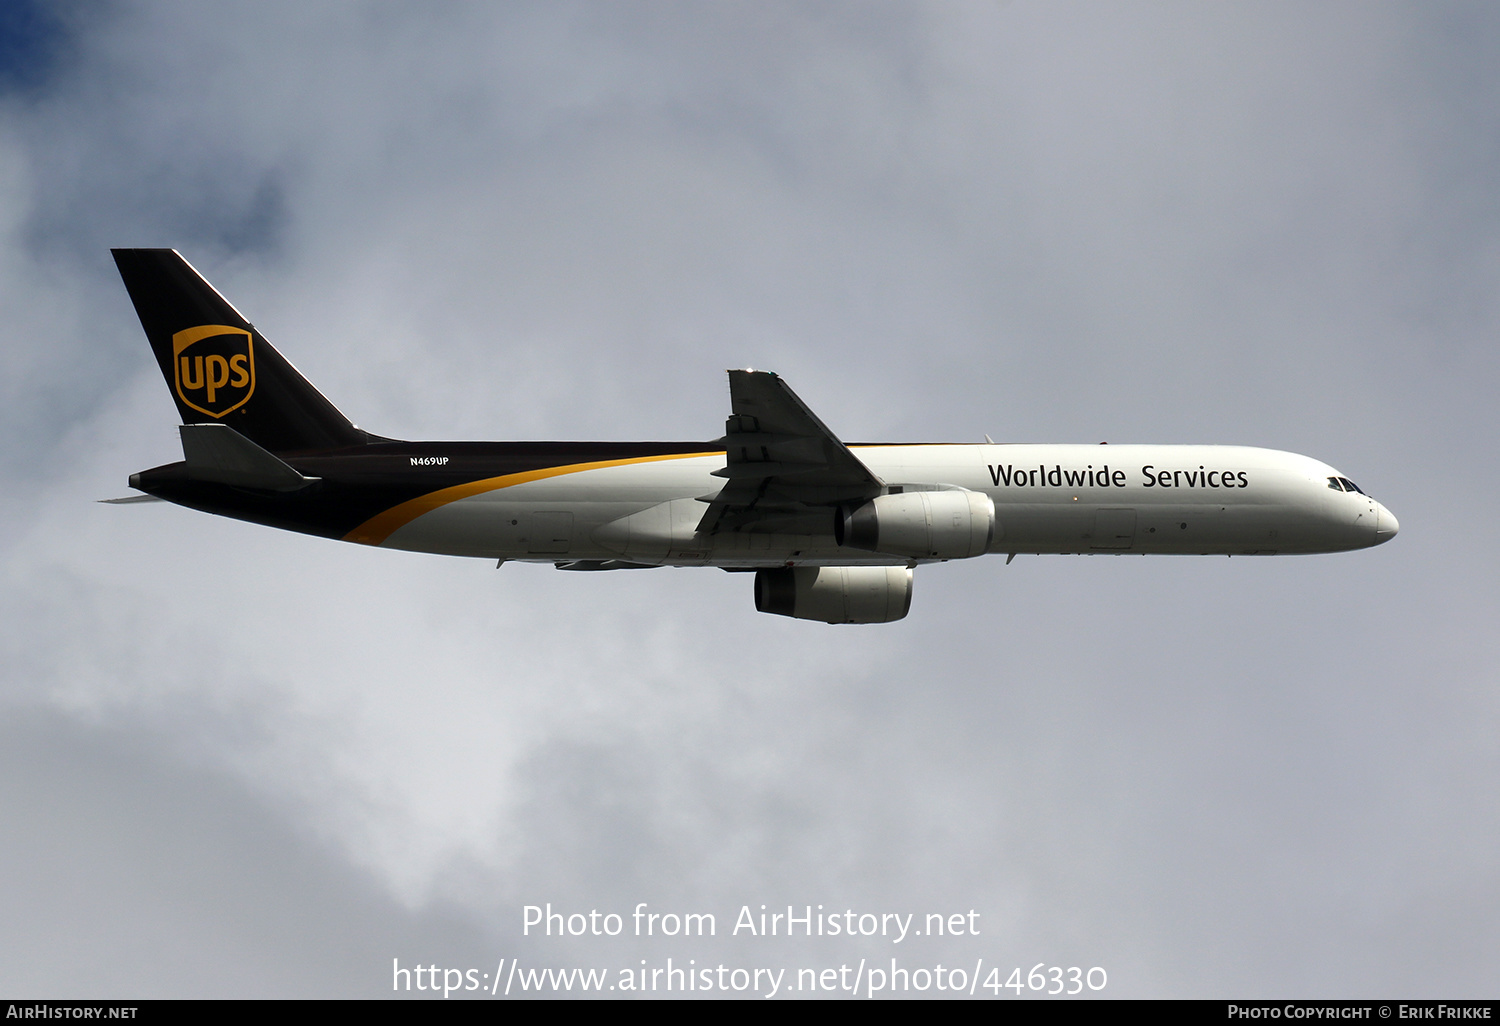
[837,488,995,559]
[754,566,913,624]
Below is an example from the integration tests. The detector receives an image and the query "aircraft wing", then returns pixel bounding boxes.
[697,369,884,535]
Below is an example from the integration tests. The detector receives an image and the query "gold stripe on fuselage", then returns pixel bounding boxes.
[343,451,722,546]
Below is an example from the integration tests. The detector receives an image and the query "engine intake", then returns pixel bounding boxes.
[837,489,994,559]
[754,566,913,624]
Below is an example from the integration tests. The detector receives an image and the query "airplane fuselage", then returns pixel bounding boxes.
[132,440,1396,565]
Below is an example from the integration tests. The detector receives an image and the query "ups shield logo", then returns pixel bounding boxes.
[173,325,255,418]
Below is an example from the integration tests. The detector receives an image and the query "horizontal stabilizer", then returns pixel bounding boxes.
[98,494,164,504]
[179,423,320,491]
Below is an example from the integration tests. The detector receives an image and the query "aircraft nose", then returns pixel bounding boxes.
[1374,501,1399,543]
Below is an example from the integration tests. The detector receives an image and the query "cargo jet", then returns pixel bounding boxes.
[108,249,1397,623]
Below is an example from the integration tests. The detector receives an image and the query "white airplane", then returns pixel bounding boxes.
[109,249,1398,623]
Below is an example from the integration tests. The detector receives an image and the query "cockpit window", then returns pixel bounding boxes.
[1339,477,1364,495]
[1327,476,1346,491]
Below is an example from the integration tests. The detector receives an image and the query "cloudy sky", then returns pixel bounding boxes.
[2,0,1496,999]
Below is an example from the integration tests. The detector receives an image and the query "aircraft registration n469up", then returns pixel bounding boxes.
[109,249,1398,624]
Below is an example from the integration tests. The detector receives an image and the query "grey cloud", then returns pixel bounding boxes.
[0,710,494,997]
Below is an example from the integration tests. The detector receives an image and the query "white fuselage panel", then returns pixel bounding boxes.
[379,444,1392,564]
